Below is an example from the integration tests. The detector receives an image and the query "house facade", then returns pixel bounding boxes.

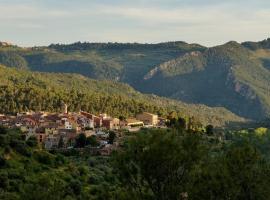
[136,112,159,126]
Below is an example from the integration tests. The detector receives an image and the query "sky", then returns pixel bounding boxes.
[0,0,270,47]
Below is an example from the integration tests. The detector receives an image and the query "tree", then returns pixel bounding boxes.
[190,143,270,200]
[75,133,87,148]
[168,111,177,120]
[0,156,6,168]
[205,125,214,136]
[225,144,270,200]
[187,116,203,132]
[86,135,99,147]
[108,131,116,144]
[26,136,38,147]
[178,117,186,130]
[0,172,9,189]
[0,126,7,135]
[113,129,207,200]
[119,116,126,121]
[167,117,186,131]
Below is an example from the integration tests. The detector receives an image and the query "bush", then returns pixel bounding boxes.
[86,135,99,147]
[69,179,82,195]
[55,154,66,166]
[75,133,87,148]
[26,136,38,147]
[10,140,32,157]
[0,135,7,146]
[0,171,9,189]
[0,156,6,168]
[0,126,7,135]
[34,151,54,165]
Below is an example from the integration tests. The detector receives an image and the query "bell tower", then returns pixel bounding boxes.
[61,102,68,114]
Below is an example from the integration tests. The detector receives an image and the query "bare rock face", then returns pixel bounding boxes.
[233,81,257,100]
[144,51,205,80]
[144,67,159,80]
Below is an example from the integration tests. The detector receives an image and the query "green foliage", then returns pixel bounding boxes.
[108,131,116,144]
[86,135,99,147]
[0,128,122,199]
[26,136,38,147]
[113,129,207,200]
[0,65,243,126]
[206,124,214,135]
[0,156,6,168]
[167,117,187,130]
[0,51,28,70]
[254,127,268,136]
[75,133,87,148]
[190,143,270,200]
[113,128,270,200]
[0,126,7,135]
[1,125,270,199]
[33,151,55,165]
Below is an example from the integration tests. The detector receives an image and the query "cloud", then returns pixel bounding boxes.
[0,4,71,20]
[0,0,270,46]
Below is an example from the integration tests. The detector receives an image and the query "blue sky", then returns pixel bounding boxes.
[0,0,269,47]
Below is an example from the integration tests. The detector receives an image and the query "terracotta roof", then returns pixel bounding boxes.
[125,118,144,124]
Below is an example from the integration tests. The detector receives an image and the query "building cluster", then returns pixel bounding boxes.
[0,105,166,153]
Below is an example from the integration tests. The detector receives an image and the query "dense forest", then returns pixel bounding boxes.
[0,65,244,127]
[1,124,270,199]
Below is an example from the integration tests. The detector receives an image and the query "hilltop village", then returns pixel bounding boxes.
[0,104,167,154]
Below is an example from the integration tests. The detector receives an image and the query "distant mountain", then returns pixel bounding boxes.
[142,40,270,119]
[242,38,270,50]
[0,41,205,83]
[1,39,270,120]
[0,65,244,127]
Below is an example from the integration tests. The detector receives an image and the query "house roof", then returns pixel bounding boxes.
[125,118,144,124]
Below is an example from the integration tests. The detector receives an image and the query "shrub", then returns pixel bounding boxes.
[0,126,7,135]
[34,151,54,165]
[0,156,6,168]
[26,136,38,147]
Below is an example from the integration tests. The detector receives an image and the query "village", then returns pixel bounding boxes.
[0,104,167,155]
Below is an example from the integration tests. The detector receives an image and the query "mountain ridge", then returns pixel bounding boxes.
[1,38,270,120]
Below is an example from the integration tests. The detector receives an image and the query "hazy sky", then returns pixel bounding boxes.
[0,0,270,47]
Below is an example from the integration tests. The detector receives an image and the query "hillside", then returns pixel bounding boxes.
[0,65,244,127]
[0,42,205,84]
[142,40,270,119]
[2,122,270,199]
[1,39,270,120]
[0,127,122,199]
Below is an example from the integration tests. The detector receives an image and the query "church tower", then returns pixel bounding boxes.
[61,102,68,114]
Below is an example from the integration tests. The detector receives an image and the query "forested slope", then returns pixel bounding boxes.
[0,65,244,127]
